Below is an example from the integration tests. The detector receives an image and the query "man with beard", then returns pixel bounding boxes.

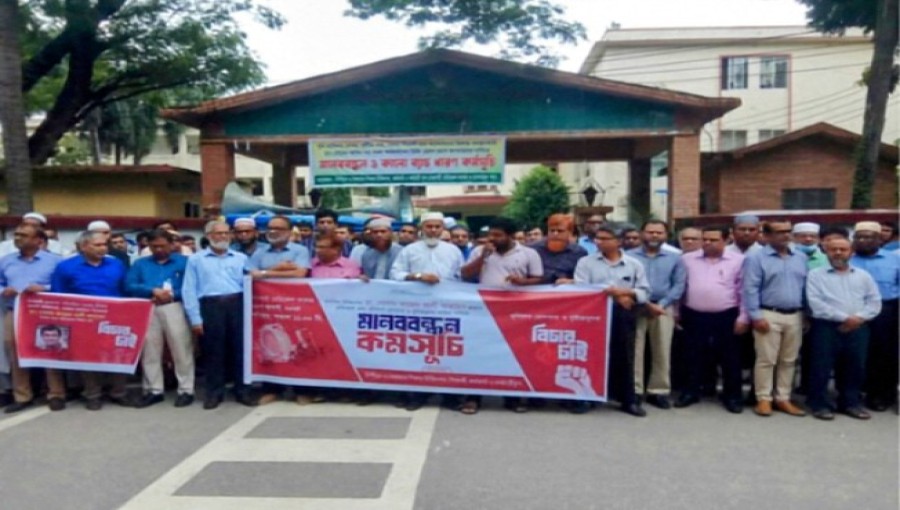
[246,216,311,406]
[727,214,763,255]
[532,214,587,286]
[350,218,376,264]
[574,225,651,417]
[461,216,544,414]
[390,212,464,410]
[126,230,194,409]
[578,214,605,254]
[231,217,262,256]
[183,221,257,409]
[628,220,686,410]
[850,221,900,412]
[397,223,418,247]
[806,237,881,420]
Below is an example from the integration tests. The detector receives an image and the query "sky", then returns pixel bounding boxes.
[240,0,810,86]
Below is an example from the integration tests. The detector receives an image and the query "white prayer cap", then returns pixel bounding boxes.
[233,217,256,228]
[792,222,820,234]
[420,212,444,222]
[87,220,111,232]
[22,212,47,224]
[734,214,760,225]
[443,216,457,228]
[854,221,881,233]
[368,218,392,229]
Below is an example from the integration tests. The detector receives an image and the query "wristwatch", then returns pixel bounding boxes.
[414,273,422,280]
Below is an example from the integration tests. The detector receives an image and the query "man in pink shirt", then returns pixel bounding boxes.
[310,234,362,279]
[675,225,749,414]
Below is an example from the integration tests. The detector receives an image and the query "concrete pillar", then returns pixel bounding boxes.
[667,134,701,220]
[200,143,235,217]
[628,158,651,222]
[271,162,297,208]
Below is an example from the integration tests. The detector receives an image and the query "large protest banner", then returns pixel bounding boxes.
[246,279,611,401]
[15,293,154,374]
[308,136,505,186]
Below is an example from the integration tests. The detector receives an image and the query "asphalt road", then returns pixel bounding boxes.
[0,393,896,510]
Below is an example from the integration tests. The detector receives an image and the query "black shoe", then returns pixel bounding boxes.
[674,394,699,408]
[235,393,258,407]
[724,401,744,414]
[174,394,194,408]
[621,403,647,417]
[646,394,671,410]
[136,393,164,409]
[0,392,12,407]
[840,406,871,420]
[108,395,134,407]
[4,400,33,414]
[203,396,222,410]
[812,409,835,420]
[48,398,66,411]
[569,401,592,414]
[405,394,427,411]
[865,398,889,412]
[86,398,103,411]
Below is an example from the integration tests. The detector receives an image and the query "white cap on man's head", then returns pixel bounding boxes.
[87,220,111,232]
[792,222,820,235]
[854,221,881,233]
[233,217,256,228]
[368,218,392,229]
[421,212,444,222]
[23,212,47,224]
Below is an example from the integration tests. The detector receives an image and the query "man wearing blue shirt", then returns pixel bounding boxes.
[850,221,900,412]
[52,230,130,411]
[126,230,193,409]
[0,224,64,413]
[577,214,604,255]
[183,220,256,409]
[742,220,808,417]
[628,220,686,410]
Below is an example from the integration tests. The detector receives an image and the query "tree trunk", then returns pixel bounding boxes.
[851,0,899,209]
[0,0,33,214]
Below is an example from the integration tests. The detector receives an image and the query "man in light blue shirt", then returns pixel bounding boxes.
[628,220,686,409]
[577,214,604,255]
[850,221,900,411]
[742,220,808,417]
[806,236,881,421]
[183,220,254,409]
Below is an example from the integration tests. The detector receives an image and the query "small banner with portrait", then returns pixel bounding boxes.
[246,279,612,401]
[15,293,154,374]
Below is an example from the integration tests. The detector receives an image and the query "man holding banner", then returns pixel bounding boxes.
[574,225,651,417]
[51,231,131,410]
[183,220,257,410]
[0,224,65,413]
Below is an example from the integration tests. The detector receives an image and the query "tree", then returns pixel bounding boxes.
[346,0,586,67]
[800,0,899,208]
[321,188,353,210]
[503,165,570,227]
[0,0,32,214]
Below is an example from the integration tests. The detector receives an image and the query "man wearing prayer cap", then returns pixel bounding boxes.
[231,217,263,256]
[727,214,763,255]
[792,222,828,270]
[0,212,65,257]
[850,220,900,412]
[88,220,130,267]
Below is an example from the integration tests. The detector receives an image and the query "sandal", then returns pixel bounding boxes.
[459,400,480,415]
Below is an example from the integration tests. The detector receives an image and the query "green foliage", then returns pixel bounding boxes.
[797,0,878,33]
[502,165,570,227]
[366,186,391,197]
[321,188,353,210]
[345,0,586,67]
[48,133,91,166]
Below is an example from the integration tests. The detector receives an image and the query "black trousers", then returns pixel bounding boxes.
[864,299,899,404]
[608,304,637,406]
[807,319,870,412]
[681,307,742,404]
[199,294,247,399]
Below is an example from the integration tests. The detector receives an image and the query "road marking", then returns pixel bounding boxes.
[0,406,49,434]
[120,403,439,510]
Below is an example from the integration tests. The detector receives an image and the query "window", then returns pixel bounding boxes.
[758,129,786,142]
[782,189,836,210]
[721,57,748,90]
[464,185,497,193]
[295,178,306,197]
[406,186,426,196]
[760,56,788,89]
[243,178,264,196]
[185,134,200,155]
[720,130,747,151]
[183,202,200,218]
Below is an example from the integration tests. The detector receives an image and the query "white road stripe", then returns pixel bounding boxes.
[120,403,439,510]
[0,406,49,434]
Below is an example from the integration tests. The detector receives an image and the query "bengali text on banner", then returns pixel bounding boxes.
[15,293,154,374]
[245,279,611,401]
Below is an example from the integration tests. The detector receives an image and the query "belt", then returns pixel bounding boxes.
[761,306,801,314]
[200,293,242,303]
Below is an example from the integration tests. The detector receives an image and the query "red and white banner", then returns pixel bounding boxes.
[245,279,611,401]
[15,293,154,374]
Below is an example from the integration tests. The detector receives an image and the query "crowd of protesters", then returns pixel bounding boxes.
[0,209,896,421]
